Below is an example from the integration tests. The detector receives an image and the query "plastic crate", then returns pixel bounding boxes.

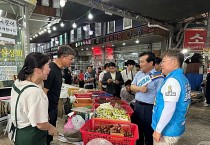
[73,99,93,108]
[94,104,133,117]
[80,118,139,145]
[95,97,129,105]
[74,93,92,98]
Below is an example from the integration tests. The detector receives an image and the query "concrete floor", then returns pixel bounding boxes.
[0,102,210,145]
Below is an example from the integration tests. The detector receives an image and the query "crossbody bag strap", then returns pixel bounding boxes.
[12,84,38,129]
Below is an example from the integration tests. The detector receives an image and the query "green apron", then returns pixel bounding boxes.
[12,84,47,145]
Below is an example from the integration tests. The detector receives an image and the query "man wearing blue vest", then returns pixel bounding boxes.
[152,50,191,145]
[131,52,164,145]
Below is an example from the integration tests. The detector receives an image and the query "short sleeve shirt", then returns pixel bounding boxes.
[131,69,164,104]
[11,80,48,129]
[44,62,62,111]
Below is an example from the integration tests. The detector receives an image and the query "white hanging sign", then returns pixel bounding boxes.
[0,37,15,45]
[0,17,17,35]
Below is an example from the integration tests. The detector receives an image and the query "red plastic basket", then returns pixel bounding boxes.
[74,93,92,98]
[94,104,134,117]
[80,118,139,145]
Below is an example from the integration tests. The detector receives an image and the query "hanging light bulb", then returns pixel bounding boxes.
[60,0,67,7]
[48,30,52,33]
[72,22,77,28]
[52,26,56,31]
[88,12,93,20]
[60,22,64,27]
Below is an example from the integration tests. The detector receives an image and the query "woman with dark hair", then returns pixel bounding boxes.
[10,52,57,145]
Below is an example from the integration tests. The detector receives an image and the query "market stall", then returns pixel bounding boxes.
[58,88,139,145]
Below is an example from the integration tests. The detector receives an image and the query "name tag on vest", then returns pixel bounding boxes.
[137,75,152,86]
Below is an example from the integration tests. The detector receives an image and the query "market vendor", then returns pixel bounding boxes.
[131,52,164,145]
[152,50,191,145]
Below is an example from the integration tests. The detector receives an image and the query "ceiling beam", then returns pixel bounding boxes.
[68,0,147,23]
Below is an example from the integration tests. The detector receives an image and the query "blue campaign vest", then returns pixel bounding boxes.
[152,68,191,137]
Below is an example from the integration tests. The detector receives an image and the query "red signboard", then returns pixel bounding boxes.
[183,29,207,50]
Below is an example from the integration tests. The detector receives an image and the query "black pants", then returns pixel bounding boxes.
[46,109,58,145]
[79,80,84,88]
[132,101,153,145]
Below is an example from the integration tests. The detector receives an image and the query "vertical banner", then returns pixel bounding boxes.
[85,25,90,39]
[95,23,102,37]
[77,27,82,41]
[70,30,75,43]
[183,29,207,50]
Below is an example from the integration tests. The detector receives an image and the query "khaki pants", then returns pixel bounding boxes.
[153,136,180,145]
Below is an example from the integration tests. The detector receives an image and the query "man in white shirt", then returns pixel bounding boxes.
[121,60,136,83]
[98,63,109,91]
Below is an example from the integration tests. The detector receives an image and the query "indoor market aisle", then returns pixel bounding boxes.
[0,103,210,145]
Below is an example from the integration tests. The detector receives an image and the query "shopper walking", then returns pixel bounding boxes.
[43,45,75,145]
[10,52,57,145]
[152,50,191,145]
[131,52,164,145]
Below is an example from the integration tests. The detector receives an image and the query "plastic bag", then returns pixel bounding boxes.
[64,117,75,133]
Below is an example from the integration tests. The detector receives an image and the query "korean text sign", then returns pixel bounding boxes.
[183,29,207,50]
